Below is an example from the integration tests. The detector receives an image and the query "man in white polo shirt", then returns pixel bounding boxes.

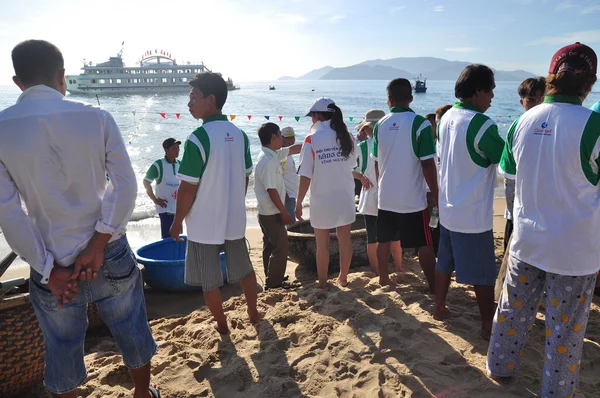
[0,40,157,397]
[143,137,181,239]
[170,72,259,335]
[254,123,301,289]
[434,64,505,341]
[373,78,439,292]
[487,43,599,397]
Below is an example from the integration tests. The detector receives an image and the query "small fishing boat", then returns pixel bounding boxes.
[413,74,427,93]
[269,85,276,90]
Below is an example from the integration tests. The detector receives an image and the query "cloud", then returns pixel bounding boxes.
[556,1,575,11]
[328,15,346,23]
[391,5,407,13]
[582,5,600,14]
[525,30,600,46]
[275,13,307,25]
[444,47,480,53]
[433,5,444,12]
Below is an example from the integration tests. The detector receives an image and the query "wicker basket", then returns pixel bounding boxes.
[287,216,369,271]
[0,290,105,397]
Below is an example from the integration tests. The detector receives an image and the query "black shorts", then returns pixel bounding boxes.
[377,209,433,248]
[364,214,399,244]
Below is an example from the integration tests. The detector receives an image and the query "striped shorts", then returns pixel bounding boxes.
[185,238,254,291]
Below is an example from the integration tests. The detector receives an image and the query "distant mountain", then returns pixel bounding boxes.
[278,66,334,80]
[321,64,413,80]
[279,57,536,82]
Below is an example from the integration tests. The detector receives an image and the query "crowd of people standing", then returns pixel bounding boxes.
[1,38,599,397]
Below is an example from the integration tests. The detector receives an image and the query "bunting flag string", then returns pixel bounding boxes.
[108,110,523,123]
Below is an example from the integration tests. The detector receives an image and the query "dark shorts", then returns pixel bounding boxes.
[364,215,399,244]
[376,209,432,247]
[159,213,174,239]
[436,224,496,286]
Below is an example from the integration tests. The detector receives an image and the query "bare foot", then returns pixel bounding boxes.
[214,323,230,335]
[480,323,492,341]
[433,307,451,321]
[337,277,348,287]
[248,307,265,325]
[379,277,397,288]
[395,264,404,273]
[318,282,331,291]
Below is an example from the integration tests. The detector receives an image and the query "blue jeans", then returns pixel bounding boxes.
[159,212,175,239]
[29,236,157,394]
[285,197,296,223]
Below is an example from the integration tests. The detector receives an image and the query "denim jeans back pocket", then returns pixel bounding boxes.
[101,246,139,296]
[29,277,59,312]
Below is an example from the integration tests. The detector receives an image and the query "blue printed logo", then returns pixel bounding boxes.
[534,122,552,136]
[450,120,454,126]
[225,132,234,142]
[392,123,397,127]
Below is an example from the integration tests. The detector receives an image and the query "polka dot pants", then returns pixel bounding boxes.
[486,255,596,398]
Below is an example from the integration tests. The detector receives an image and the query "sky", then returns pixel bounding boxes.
[0,0,599,84]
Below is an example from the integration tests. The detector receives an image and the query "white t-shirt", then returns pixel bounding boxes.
[144,157,181,214]
[437,102,505,233]
[372,106,436,213]
[177,114,253,244]
[298,120,358,229]
[281,154,299,199]
[500,95,600,276]
[254,147,289,216]
[355,137,378,216]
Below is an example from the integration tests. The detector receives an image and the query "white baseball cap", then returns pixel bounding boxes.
[281,126,295,137]
[306,97,335,116]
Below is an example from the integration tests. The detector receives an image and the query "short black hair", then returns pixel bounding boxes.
[455,64,495,99]
[188,72,228,109]
[517,76,546,98]
[12,40,64,85]
[258,122,280,146]
[387,78,413,102]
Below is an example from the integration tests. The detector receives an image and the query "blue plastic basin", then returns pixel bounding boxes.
[135,236,226,292]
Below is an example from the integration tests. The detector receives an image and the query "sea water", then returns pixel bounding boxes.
[0,80,599,220]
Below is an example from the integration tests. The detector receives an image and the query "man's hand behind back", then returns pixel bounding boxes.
[48,267,80,309]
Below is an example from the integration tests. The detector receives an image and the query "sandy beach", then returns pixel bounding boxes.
[11,199,600,397]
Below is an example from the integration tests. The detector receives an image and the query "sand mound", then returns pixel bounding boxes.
[24,255,600,398]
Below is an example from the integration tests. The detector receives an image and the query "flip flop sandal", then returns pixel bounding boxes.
[149,386,161,398]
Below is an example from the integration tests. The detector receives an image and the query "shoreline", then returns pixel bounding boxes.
[0,199,506,281]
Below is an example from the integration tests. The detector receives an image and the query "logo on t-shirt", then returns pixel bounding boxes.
[534,122,552,136]
[389,122,400,131]
[225,132,234,142]
[449,120,455,130]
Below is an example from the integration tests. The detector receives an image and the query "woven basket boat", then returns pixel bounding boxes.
[286,216,369,271]
[0,287,105,397]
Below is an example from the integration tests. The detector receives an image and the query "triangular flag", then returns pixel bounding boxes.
[294,116,300,122]
[230,115,237,120]
[349,117,354,122]
[247,115,252,120]
[278,116,283,121]
[159,112,166,118]
[175,113,181,119]
[264,116,270,120]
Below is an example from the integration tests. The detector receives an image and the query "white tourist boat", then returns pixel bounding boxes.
[66,47,238,95]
